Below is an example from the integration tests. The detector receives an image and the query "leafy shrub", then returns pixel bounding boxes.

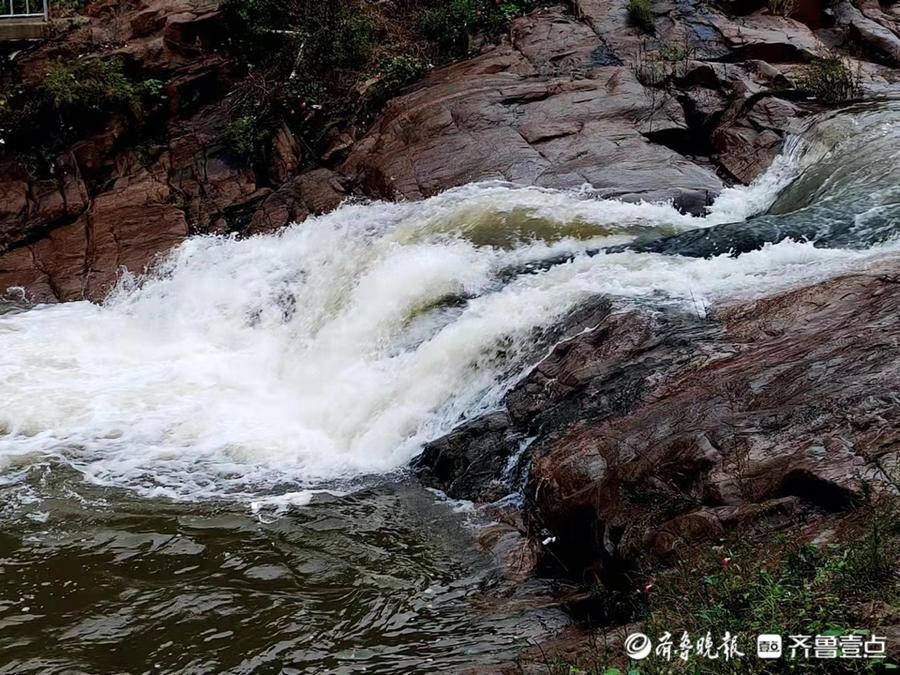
[223,0,375,71]
[627,0,655,33]
[219,0,384,164]
[336,12,377,67]
[0,58,164,165]
[224,113,269,163]
[374,55,430,101]
[218,0,535,165]
[141,78,165,99]
[422,0,476,53]
[44,60,144,113]
[421,0,535,55]
[643,514,899,675]
[799,53,862,105]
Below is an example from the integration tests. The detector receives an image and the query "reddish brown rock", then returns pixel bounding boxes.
[788,0,826,29]
[0,175,30,249]
[163,9,226,51]
[570,0,645,59]
[82,182,189,299]
[538,264,899,573]
[269,125,303,185]
[0,158,90,254]
[712,94,802,183]
[714,125,783,183]
[0,246,55,304]
[342,8,723,209]
[130,8,167,38]
[418,260,900,583]
[247,169,347,236]
[0,171,188,302]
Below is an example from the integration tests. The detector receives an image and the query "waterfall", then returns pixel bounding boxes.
[0,101,897,504]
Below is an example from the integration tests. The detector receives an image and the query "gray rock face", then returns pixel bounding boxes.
[413,296,617,502]
[836,0,900,66]
[412,412,520,503]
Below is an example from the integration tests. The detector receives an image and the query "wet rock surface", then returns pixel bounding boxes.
[0,2,897,667]
[2,0,898,300]
[417,260,900,582]
[341,8,724,209]
[413,412,521,504]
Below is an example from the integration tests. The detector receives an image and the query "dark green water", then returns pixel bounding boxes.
[0,464,565,674]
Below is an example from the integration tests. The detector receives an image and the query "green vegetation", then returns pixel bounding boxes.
[218,0,378,160]
[223,0,377,72]
[374,55,430,102]
[224,113,270,163]
[627,0,655,34]
[49,0,87,16]
[219,0,533,164]
[43,60,160,116]
[647,521,897,647]
[421,0,476,54]
[548,493,900,674]
[2,0,534,169]
[422,0,535,54]
[800,53,862,105]
[0,58,165,167]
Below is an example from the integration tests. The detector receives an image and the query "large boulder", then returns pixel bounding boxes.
[835,0,900,67]
[0,173,189,302]
[413,413,521,503]
[708,13,823,62]
[342,7,724,211]
[419,261,900,582]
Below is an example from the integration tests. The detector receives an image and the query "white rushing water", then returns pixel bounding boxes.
[1,112,898,503]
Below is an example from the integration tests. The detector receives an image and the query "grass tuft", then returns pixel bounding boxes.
[799,53,862,105]
[627,0,655,34]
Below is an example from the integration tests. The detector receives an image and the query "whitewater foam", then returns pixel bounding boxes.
[0,106,897,502]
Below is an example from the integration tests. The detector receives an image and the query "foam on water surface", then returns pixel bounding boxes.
[0,103,898,503]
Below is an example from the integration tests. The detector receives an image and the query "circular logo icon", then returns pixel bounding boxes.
[624,632,652,660]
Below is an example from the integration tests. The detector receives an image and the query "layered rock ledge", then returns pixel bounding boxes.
[417,259,900,585]
[2,0,898,301]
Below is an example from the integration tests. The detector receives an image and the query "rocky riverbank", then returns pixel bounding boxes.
[1,0,898,302]
[1,1,899,671]
[418,258,900,570]
[421,258,899,671]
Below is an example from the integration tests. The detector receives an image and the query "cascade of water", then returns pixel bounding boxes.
[0,101,897,503]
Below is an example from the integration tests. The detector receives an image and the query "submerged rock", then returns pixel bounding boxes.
[616,99,900,258]
[413,412,521,503]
